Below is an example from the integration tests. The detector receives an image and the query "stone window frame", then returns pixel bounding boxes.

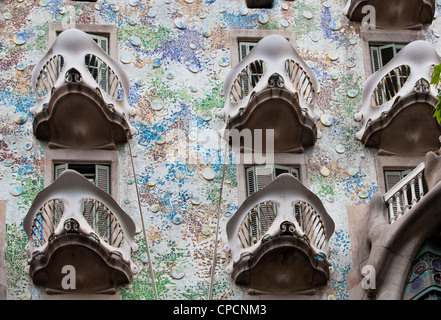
[375,155,425,194]
[360,28,425,79]
[236,153,309,206]
[44,149,121,203]
[48,23,118,60]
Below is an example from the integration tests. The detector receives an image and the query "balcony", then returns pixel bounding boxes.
[351,151,441,299]
[354,41,441,156]
[225,174,335,295]
[23,170,139,294]
[343,0,435,30]
[218,35,320,153]
[31,29,136,150]
[383,163,426,223]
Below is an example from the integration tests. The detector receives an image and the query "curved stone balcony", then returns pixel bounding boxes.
[343,0,435,30]
[225,174,335,295]
[352,152,441,299]
[31,29,136,150]
[23,170,139,294]
[354,41,441,155]
[218,35,320,153]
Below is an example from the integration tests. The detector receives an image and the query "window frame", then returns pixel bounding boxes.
[44,149,120,203]
[229,29,296,70]
[236,153,308,206]
[245,164,300,197]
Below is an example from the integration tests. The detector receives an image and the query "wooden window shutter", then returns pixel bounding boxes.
[95,164,110,194]
[54,163,69,179]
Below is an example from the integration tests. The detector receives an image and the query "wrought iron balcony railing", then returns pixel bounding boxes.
[23,170,138,293]
[30,29,136,149]
[225,174,334,294]
[354,41,441,155]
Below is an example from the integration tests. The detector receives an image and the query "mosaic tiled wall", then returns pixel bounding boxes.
[1,0,441,300]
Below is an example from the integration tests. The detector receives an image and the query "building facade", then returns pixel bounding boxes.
[1,0,441,300]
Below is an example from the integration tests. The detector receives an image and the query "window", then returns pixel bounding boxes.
[237,40,290,97]
[55,163,110,194]
[370,44,408,105]
[86,34,110,91]
[246,165,299,197]
[360,28,424,78]
[49,23,118,59]
[56,33,110,90]
[370,44,405,73]
[238,41,264,97]
[245,165,301,242]
[229,30,296,68]
[44,149,120,201]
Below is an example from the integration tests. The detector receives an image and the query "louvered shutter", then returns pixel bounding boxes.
[290,167,300,179]
[55,163,68,179]
[370,46,382,73]
[246,167,256,197]
[370,46,384,105]
[245,167,258,242]
[254,165,274,191]
[88,34,109,92]
[95,165,110,193]
[54,164,68,225]
[239,42,258,96]
[94,165,110,241]
[274,165,290,177]
[385,170,405,217]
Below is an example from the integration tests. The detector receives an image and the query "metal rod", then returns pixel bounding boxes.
[208,133,229,300]
[126,130,159,300]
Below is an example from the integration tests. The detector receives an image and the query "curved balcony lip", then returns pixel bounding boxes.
[29,233,133,294]
[32,82,132,149]
[355,40,440,142]
[30,28,136,135]
[218,35,320,124]
[23,169,137,262]
[360,92,441,154]
[343,0,435,29]
[226,88,317,153]
[231,236,330,295]
[226,173,335,266]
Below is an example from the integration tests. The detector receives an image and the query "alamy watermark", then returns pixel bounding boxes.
[61,264,76,290]
[361,265,376,291]
[156,128,275,165]
[361,5,376,29]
